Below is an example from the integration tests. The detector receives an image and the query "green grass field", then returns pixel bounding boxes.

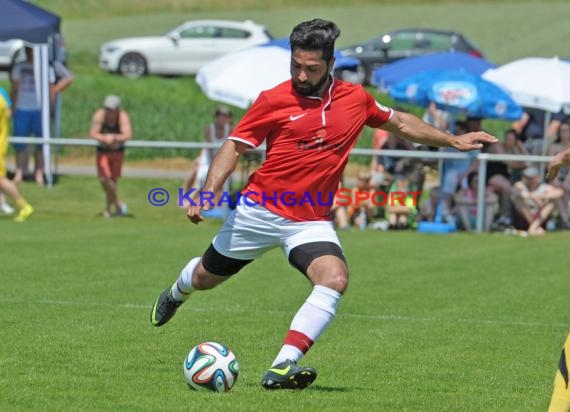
[1,176,568,411]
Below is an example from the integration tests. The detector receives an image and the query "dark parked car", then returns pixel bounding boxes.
[339,28,485,84]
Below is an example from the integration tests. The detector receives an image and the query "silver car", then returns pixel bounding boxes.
[0,35,67,72]
[99,19,273,78]
[0,39,24,70]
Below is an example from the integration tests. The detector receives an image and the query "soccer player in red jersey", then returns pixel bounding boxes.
[150,19,497,390]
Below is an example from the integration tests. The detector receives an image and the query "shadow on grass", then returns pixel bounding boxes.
[96,212,136,219]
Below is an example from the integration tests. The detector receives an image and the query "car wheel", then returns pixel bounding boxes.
[118,53,147,78]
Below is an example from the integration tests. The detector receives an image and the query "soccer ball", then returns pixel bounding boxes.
[183,342,239,392]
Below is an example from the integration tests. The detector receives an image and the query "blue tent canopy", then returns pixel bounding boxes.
[0,0,61,187]
[0,0,60,43]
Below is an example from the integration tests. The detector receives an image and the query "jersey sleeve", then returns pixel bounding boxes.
[228,93,275,148]
[363,89,394,128]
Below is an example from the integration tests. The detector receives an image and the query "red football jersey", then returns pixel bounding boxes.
[229,78,393,221]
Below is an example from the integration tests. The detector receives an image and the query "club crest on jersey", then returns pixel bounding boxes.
[297,129,343,152]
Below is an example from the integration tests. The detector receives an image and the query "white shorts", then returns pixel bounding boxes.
[212,202,342,261]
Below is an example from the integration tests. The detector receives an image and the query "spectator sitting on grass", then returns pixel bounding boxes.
[510,166,563,236]
[385,171,417,230]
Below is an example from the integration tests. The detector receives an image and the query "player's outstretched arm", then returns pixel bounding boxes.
[381,110,497,152]
[186,139,250,224]
[547,147,570,181]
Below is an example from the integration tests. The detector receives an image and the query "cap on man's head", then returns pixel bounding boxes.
[522,166,539,178]
[103,95,121,110]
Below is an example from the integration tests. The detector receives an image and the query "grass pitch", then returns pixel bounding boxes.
[0,176,568,411]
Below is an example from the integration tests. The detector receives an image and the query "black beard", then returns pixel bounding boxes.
[293,71,330,97]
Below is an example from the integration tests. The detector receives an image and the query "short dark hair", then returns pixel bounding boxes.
[289,19,340,63]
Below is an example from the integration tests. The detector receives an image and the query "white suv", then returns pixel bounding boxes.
[100,19,273,78]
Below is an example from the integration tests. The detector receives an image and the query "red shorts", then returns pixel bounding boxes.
[97,151,124,181]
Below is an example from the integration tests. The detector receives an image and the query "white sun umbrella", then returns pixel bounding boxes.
[196,45,291,109]
[483,57,570,157]
[482,57,570,114]
[196,38,360,109]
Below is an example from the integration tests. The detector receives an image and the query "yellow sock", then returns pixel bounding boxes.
[15,198,30,210]
[548,333,570,412]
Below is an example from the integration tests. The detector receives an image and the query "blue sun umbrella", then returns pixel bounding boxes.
[389,69,522,120]
[372,51,496,92]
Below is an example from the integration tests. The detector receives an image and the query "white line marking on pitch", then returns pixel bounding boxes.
[5,299,563,329]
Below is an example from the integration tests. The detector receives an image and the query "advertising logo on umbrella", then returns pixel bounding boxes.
[432,81,477,108]
[494,100,507,116]
[405,84,419,99]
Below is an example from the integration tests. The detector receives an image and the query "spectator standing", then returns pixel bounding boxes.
[89,95,132,218]
[502,128,529,183]
[439,121,473,223]
[10,46,73,185]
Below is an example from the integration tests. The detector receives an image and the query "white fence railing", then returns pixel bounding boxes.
[9,136,554,233]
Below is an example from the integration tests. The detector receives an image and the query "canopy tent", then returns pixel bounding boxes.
[0,0,61,187]
[0,0,60,43]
